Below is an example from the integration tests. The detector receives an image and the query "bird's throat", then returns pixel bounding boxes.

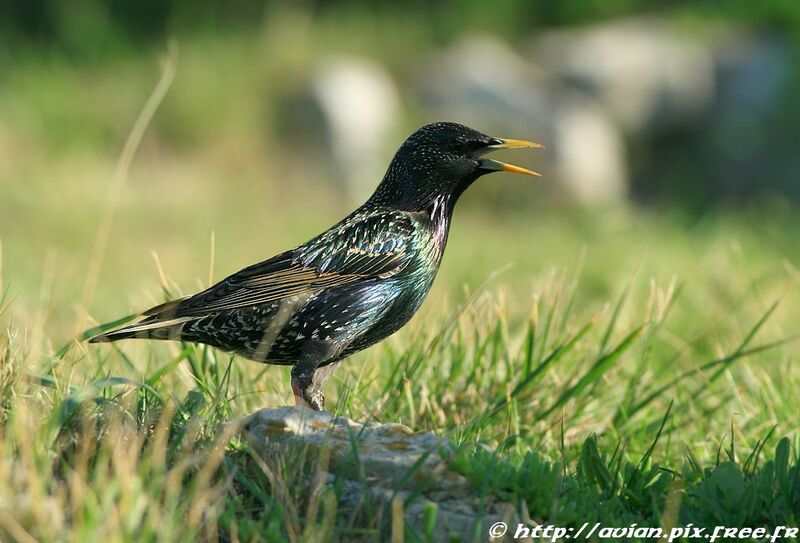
[427,194,452,256]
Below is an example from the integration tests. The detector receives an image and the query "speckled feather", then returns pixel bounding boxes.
[90,122,529,408]
[94,204,447,363]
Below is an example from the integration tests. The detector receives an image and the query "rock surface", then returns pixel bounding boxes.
[240,407,519,542]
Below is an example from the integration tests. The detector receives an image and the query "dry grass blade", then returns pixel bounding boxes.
[79,42,178,312]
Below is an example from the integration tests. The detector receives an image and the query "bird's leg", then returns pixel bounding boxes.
[291,340,342,411]
[290,377,311,408]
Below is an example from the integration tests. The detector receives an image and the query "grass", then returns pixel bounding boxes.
[1,24,800,543]
[1,226,799,541]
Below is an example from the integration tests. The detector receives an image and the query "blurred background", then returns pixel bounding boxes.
[2,7,800,535]
[0,0,799,338]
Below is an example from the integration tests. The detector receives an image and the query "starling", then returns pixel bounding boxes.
[90,122,542,410]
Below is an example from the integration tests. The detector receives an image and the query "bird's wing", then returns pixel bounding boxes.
[144,210,419,318]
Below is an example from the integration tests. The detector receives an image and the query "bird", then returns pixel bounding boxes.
[90,122,542,410]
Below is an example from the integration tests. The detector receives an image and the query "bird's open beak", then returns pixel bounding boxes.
[478,137,544,177]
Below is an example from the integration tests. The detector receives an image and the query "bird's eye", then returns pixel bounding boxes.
[450,141,469,155]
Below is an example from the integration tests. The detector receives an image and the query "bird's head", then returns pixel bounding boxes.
[371,122,543,209]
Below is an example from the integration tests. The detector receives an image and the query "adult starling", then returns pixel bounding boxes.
[90,122,542,410]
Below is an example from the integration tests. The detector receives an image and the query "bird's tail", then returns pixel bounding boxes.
[88,314,197,343]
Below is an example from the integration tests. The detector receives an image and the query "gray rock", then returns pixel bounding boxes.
[529,21,800,204]
[416,35,553,136]
[529,17,715,133]
[282,57,400,201]
[550,98,628,204]
[712,34,791,117]
[417,35,628,204]
[414,24,800,206]
[239,406,520,542]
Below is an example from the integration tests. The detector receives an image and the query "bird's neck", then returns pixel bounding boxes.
[366,158,481,213]
[425,194,453,255]
[360,188,454,254]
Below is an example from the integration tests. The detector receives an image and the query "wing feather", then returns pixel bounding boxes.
[145,210,418,318]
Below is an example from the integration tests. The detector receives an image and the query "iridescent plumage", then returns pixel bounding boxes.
[91,122,541,409]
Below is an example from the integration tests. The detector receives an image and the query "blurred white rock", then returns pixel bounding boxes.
[417,36,551,138]
[528,18,715,133]
[417,35,628,204]
[281,26,795,207]
[553,99,628,203]
[284,56,401,200]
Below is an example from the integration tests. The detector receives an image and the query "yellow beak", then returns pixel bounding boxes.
[480,137,544,176]
[488,137,544,150]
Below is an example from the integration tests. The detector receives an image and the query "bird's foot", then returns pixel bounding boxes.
[291,377,324,410]
[304,391,325,411]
